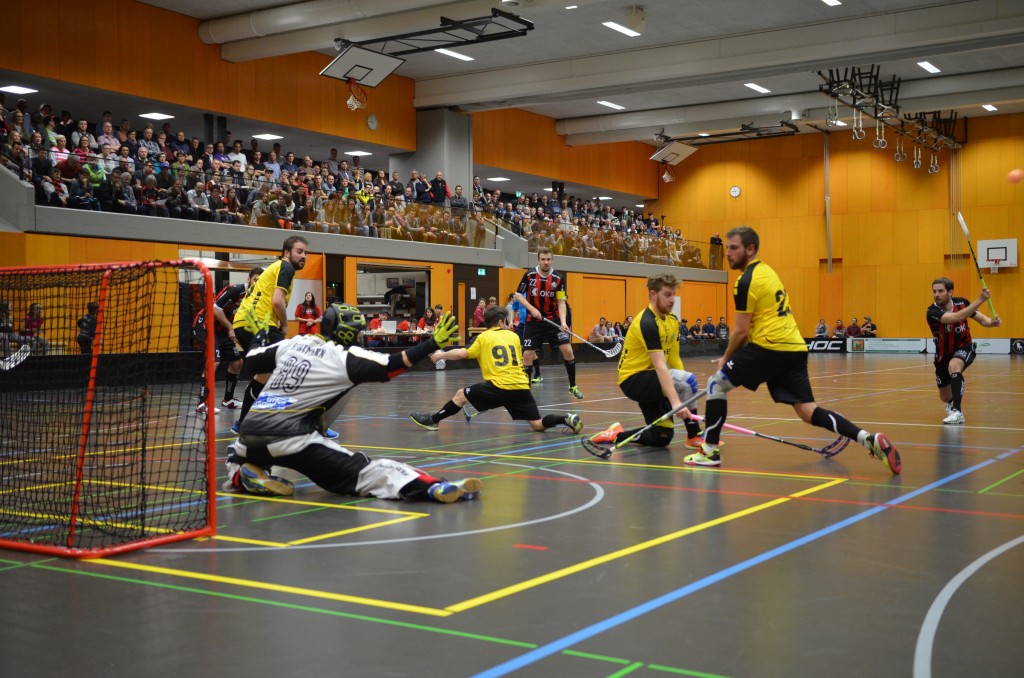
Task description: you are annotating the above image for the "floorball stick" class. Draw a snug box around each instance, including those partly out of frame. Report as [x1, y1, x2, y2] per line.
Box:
[956, 212, 999, 317]
[581, 389, 707, 459]
[688, 414, 849, 459]
[542, 318, 622, 358]
[0, 344, 31, 371]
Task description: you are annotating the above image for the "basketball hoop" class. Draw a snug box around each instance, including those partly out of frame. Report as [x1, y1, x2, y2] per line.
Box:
[346, 78, 368, 111]
[988, 259, 1001, 275]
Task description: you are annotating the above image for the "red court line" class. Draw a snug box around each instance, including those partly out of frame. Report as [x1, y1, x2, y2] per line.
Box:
[513, 544, 549, 551]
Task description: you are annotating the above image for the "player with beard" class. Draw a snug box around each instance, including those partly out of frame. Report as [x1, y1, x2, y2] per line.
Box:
[927, 277, 1000, 424]
[684, 226, 901, 474]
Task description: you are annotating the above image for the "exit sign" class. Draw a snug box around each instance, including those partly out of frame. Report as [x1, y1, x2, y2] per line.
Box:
[477, 268, 486, 276]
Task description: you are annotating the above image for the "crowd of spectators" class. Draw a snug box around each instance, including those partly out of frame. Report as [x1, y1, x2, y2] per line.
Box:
[0, 96, 722, 269]
[815, 317, 878, 339]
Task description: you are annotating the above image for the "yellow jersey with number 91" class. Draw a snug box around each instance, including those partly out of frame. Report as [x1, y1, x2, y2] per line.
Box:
[734, 259, 806, 352]
[466, 327, 530, 390]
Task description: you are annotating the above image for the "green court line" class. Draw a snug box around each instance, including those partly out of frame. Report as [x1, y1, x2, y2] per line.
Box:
[978, 468, 1024, 494]
[22, 560, 713, 674]
[252, 506, 330, 522]
[646, 663, 734, 677]
[561, 649, 632, 665]
[608, 661, 646, 677]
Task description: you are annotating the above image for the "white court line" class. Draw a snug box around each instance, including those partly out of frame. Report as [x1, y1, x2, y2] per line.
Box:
[913, 534, 1024, 678]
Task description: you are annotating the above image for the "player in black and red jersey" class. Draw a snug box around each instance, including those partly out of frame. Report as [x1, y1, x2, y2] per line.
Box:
[514, 247, 583, 399]
[193, 267, 262, 413]
[926, 277, 1000, 425]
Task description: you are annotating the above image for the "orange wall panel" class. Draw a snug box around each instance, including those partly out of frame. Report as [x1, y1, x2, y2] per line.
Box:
[471, 109, 658, 198]
[9, 0, 416, 152]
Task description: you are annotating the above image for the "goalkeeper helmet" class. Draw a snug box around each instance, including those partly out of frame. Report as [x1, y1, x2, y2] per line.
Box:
[321, 303, 366, 347]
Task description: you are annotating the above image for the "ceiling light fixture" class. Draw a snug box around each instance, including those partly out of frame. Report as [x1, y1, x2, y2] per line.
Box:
[597, 100, 625, 110]
[487, 177, 510, 182]
[139, 112, 174, 120]
[252, 134, 283, 140]
[435, 48, 474, 62]
[917, 61, 940, 74]
[744, 83, 771, 94]
[543, 188, 554, 192]
[602, 5, 645, 37]
[0, 85, 38, 95]
[565, 5, 578, 9]
[833, 119, 848, 127]
[821, 0, 842, 6]
[345, 151, 373, 156]
[698, 132, 710, 137]
[982, 104, 998, 112]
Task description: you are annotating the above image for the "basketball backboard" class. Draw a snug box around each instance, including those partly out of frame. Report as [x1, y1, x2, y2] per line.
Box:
[320, 44, 405, 88]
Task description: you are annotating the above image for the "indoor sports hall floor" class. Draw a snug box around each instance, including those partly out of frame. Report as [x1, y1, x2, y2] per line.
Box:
[2, 354, 1022, 678]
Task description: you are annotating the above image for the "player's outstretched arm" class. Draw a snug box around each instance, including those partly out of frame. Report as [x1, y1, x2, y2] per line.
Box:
[432, 348, 468, 363]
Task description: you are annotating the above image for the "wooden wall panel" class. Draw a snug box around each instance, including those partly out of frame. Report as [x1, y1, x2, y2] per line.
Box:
[8, 0, 416, 151]
[471, 109, 658, 198]
[648, 112, 1024, 336]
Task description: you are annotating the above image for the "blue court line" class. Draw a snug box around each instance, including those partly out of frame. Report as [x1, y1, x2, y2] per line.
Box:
[474, 448, 1021, 677]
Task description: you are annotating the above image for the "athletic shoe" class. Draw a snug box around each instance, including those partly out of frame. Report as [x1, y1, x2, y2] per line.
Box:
[222, 460, 241, 492]
[564, 413, 584, 434]
[428, 478, 483, 503]
[867, 433, 902, 475]
[230, 421, 241, 434]
[531, 376, 543, 384]
[943, 409, 965, 425]
[196, 402, 221, 414]
[590, 422, 624, 445]
[410, 412, 439, 431]
[238, 463, 294, 496]
[325, 428, 340, 439]
[221, 398, 243, 409]
[683, 443, 721, 467]
[569, 385, 584, 399]
[685, 436, 704, 449]
[944, 401, 953, 416]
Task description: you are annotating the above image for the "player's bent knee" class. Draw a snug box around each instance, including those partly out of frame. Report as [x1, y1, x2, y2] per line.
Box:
[706, 370, 734, 401]
[638, 425, 674, 447]
[670, 369, 699, 397]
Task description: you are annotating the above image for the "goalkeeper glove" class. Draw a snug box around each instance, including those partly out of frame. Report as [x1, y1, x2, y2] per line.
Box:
[433, 312, 459, 348]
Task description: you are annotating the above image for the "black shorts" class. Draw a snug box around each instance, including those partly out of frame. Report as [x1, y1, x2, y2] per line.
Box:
[720, 343, 815, 405]
[620, 371, 673, 426]
[934, 348, 976, 387]
[194, 328, 241, 362]
[464, 381, 540, 421]
[522, 319, 569, 352]
[235, 438, 370, 496]
[235, 325, 285, 355]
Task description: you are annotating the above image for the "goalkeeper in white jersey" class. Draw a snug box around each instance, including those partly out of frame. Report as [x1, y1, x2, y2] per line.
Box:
[224, 305, 482, 503]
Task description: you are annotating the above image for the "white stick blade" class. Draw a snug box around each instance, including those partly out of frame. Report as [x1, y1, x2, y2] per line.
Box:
[957, 211, 970, 239]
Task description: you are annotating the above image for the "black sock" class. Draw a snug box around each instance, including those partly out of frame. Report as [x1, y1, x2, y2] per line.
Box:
[524, 365, 532, 380]
[684, 405, 702, 438]
[431, 400, 462, 424]
[223, 373, 239, 401]
[703, 399, 727, 445]
[810, 407, 864, 440]
[199, 383, 208, 400]
[950, 373, 964, 412]
[564, 359, 576, 387]
[541, 414, 564, 429]
[238, 379, 265, 422]
[533, 361, 541, 377]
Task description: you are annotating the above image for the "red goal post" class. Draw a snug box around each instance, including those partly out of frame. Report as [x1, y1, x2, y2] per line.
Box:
[0, 259, 216, 557]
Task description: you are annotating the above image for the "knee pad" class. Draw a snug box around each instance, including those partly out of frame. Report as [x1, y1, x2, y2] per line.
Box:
[706, 370, 735, 401]
[670, 369, 700, 399]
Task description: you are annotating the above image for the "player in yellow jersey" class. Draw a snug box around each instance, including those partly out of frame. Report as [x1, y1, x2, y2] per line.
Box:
[683, 226, 901, 474]
[589, 272, 705, 449]
[410, 306, 583, 433]
[231, 235, 309, 432]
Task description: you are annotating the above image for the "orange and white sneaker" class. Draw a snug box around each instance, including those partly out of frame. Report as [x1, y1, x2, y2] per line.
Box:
[685, 436, 703, 449]
[867, 433, 902, 475]
[590, 422, 624, 445]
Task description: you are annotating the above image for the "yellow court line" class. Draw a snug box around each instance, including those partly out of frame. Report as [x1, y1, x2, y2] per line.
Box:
[86, 557, 452, 617]
[287, 515, 424, 545]
[216, 492, 429, 516]
[212, 535, 290, 548]
[445, 477, 847, 613]
[356, 445, 841, 482]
